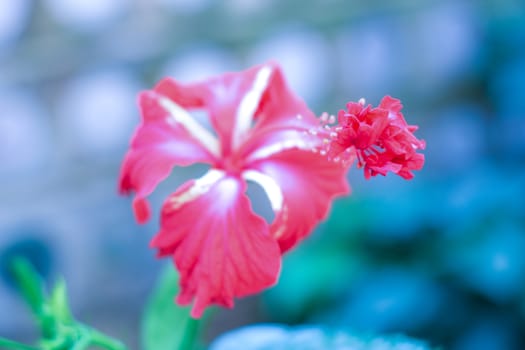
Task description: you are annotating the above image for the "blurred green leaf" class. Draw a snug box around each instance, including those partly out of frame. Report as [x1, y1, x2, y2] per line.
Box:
[49, 279, 73, 323]
[142, 264, 200, 350]
[264, 245, 363, 321]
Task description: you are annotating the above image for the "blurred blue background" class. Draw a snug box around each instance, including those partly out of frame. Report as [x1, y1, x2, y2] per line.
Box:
[1, 0, 524, 349]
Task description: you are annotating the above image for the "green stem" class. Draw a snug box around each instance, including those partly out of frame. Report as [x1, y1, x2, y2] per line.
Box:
[179, 318, 201, 350]
[90, 329, 128, 350]
[69, 335, 91, 350]
[0, 337, 39, 350]
[5, 258, 129, 350]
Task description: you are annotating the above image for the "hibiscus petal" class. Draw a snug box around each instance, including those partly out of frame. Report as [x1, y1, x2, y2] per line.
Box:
[248, 149, 349, 253]
[155, 64, 274, 156]
[240, 65, 320, 161]
[151, 170, 281, 318]
[251, 62, 317, 131]
[119, 91, 218, 223]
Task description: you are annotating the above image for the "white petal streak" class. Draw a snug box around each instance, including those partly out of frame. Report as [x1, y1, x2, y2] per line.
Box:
[158, 96, 220, 157]
[168, 169, 225, 210]
[242, 169, 283, 211]
[247, 135, 314, 162]
[232, 65, 272, 149]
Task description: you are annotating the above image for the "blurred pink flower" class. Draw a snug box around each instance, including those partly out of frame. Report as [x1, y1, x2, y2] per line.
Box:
[119, 63, 348, 317]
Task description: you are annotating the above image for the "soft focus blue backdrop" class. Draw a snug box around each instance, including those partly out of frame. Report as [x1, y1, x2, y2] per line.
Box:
[1, 0, 524, 349]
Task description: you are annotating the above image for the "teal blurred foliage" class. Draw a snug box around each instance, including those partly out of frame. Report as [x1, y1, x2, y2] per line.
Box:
[2, 0, 525, 349]
[260, 0, 525, 339]
[264, 165, 525, 348]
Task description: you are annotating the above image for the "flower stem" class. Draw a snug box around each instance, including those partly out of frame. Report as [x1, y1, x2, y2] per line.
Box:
[179, 318, 200, 350]
[0, 337, 39, 350]
[90, 329, 127, 350]
[6, 258, 128, 350]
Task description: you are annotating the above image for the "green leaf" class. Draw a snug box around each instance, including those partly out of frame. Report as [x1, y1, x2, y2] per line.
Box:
[49, 279, 73, 323]
[264, 246, 362, 321]
[142, 264, 201, 350]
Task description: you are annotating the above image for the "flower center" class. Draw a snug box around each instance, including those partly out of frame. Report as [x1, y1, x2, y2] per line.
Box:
[215, 153, 245, 175]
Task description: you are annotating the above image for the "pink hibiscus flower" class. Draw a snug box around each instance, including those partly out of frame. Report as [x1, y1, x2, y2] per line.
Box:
[320, 96, 425, 180]
[119, 63, 349, 318]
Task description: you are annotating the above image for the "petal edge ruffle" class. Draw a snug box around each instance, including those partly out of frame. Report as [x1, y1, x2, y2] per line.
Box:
[151, 172, 281, 318]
